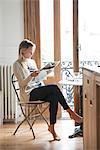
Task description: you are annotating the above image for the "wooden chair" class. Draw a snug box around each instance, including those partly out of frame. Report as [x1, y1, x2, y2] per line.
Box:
[11, 74, 49, 139]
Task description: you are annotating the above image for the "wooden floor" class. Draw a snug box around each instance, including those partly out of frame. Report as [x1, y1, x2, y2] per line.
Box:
[0, 119, 83, 150]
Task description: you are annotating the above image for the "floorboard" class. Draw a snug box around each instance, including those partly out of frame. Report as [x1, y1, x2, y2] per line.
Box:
[0, 119, 83, 150]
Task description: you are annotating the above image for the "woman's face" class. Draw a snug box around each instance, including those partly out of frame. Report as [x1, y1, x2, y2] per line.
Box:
[22, 46, 33, 59]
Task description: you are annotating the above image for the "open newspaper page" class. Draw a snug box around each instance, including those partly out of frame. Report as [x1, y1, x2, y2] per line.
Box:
[35, 61, 60, 81]
[40, 61, 60, 71]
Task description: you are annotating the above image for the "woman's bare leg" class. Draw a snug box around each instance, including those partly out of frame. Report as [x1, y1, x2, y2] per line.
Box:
[48, 124, 61, 141]
[66, 108, 83, 123]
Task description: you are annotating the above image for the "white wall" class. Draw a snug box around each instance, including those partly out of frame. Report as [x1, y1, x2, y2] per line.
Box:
[0, 0, 24, 65]
[0, 0, 24, 123]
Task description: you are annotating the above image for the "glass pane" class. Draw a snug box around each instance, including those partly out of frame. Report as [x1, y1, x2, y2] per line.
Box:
[40, 0, 54, 68]
[60, 0, 74, 118]
[60, 0, 73, 62]
[79, 0, 100, 61]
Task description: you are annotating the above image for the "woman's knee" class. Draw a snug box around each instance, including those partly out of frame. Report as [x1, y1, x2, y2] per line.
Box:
[50, 84, 59, 90]
[53, 84, 60, 92]
[46, 84, 61, 94]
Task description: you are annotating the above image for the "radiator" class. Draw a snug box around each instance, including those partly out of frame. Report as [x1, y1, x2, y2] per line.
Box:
[0, 65, 17, 123]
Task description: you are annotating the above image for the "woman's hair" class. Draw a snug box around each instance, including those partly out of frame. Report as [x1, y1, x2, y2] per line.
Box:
[18, 39, 36, 58]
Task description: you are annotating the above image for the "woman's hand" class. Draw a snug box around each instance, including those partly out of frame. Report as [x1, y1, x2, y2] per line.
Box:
[46, 69, 52, 74]
[30, 70, 40, 77]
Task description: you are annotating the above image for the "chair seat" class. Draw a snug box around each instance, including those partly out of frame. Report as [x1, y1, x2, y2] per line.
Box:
[19, 100, 47, 105]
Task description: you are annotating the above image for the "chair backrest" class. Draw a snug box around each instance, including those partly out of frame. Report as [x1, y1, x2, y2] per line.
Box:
[11, 74, 20, 102]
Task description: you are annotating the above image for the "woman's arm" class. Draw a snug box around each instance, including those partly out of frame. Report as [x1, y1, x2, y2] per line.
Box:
[13, 61, 38, 87]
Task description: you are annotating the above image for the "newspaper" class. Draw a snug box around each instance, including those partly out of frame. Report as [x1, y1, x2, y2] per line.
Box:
[35, 61, 60, 81]
[40, 61, 60, 71]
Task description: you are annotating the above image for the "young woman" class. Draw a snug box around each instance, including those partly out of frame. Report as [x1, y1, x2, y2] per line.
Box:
[13, 39, 83, 141]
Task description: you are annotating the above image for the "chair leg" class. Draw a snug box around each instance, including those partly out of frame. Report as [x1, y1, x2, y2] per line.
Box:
[13, 107, 37, 139]
[26, 118, 35, 139]
[31, 118, 36, 127]
[13, 103, 49, 139]
[13, 118, 26, 135]
[35, 105, 49, 126]
[13, 117, 35, 139]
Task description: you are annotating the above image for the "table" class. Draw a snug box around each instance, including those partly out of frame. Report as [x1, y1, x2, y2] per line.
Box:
[59, 78, 82, 86]
[59, 78, 83, 138]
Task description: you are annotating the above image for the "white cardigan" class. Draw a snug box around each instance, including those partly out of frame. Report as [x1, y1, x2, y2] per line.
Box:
[13, 58, 46, 102]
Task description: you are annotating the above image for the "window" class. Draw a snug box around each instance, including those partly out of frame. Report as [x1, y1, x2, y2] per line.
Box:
[40, 0, 54, 67]
[79, 0, 100, 61]
[60, 0, 73, 62]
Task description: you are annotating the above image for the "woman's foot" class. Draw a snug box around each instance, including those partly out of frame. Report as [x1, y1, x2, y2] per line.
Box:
[67, 108, 83, 124]
[70, 113, 83, 124]
[48, 125, 61, 141]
